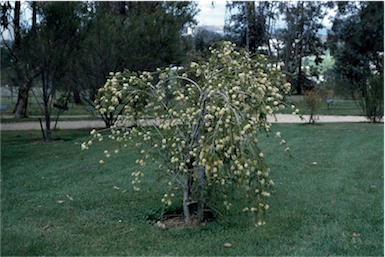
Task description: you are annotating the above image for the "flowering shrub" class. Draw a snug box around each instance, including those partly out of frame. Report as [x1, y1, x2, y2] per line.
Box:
[82, 41, 295, 226]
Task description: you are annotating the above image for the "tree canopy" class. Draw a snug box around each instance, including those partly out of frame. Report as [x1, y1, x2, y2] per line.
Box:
[328, 1, 384, 91]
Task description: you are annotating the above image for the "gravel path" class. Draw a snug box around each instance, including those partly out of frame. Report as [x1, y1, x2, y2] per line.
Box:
[0, 114, 371, 131]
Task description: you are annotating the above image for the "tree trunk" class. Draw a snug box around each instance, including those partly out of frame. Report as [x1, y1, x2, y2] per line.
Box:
[72, 89, 82, 104]
[14, 1, 21, 49]
[297, 57, 303, 95]
[296, 2, 305, 95]
[13, 66, 41, 118]
[13, 85, 30, 118]
[44, 107, 52, 141]
[182, 93, 209, 225]
[41, 66, 52, 142]
[196, 168, 206, 223]
[32, 2, 37, 32]
[182, 176, 192, 224]
[246, 1, 257, 53]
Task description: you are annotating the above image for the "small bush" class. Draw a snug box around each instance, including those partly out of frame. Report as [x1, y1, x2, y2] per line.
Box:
[303, 88, 325, 123]
[357, 73, 384, 123]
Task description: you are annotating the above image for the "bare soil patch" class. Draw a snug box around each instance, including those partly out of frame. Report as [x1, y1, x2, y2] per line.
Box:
[150, 208, 215, 229]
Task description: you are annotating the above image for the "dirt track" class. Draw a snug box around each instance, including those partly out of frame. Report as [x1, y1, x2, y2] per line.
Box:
[0, 114, 371, 131]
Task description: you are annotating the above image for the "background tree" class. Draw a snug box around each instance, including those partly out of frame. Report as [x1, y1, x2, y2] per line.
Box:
[193, 27, 224, 56]
[224, 1, 277, 57]
[1, 1, 41, 118]
[276, 1, 327, 95]
[71, 1, 198, 126]
[224, 1, 328, 95]
[34, 2, 84, 141]
[1, 1, 197, 124]
[328, 1, 384, 93]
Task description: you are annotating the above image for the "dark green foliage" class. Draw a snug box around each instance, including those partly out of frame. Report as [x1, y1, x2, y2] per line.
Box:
[74, 1, 198, 103]
[193, 27, 224, 57]
[0, 1, 198, 119]
[328, 1, 384, 122]
[328, 2, 384, 93]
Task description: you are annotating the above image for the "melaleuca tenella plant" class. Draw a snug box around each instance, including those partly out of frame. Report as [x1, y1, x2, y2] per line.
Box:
[82, 41, 296, 226]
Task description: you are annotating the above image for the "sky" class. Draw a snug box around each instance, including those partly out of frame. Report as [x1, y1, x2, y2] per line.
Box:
[195, 1, 227, 32]
[194, 1, 335, 34]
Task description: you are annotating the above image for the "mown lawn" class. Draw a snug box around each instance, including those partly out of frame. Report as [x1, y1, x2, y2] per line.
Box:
[280, 96, 364, 116]
[1, 123, 383, 256]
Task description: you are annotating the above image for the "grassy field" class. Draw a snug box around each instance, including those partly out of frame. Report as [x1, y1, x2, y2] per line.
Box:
[0, 95, 98, 118]
[1, 123, 383, 256]
[281, 95, 364, 116]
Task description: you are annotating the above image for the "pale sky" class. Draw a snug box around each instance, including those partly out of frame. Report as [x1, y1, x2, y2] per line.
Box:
[195, 1, 227, 30]
[195, 1, 335, 34]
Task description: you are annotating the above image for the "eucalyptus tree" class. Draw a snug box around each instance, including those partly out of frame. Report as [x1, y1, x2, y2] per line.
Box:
[276, 1, 327, 94]
[224, 1, 278, 57]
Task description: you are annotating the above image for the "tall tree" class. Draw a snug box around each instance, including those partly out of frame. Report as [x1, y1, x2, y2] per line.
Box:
[225, 1, 276, 56]
[35, 2, 84, 141]
[276, 1, 327, 94]
[225, 1, 327, 94]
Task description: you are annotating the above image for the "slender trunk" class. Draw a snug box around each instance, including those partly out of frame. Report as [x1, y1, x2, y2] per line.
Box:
[296, 2, 305, 95]
[14, 1, 21, 49]
[297, 56, 303, 95]
[44, 109, 52, 141]
[32, 2, 37, 32]
[196, 168, 206, 222]
[41, 68, 52, 142]
[72, 89, 82, 104]
[183, 176, 192, 224]
[246, 1, 256, 53]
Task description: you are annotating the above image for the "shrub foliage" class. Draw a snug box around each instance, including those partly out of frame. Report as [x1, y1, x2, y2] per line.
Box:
[82, 42, 294, 226]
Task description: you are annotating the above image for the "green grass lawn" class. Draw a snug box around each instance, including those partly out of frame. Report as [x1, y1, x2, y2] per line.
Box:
[0, 95, 98, 120]
[280, 96, 365, 116]
[1, 123, 383, 256]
